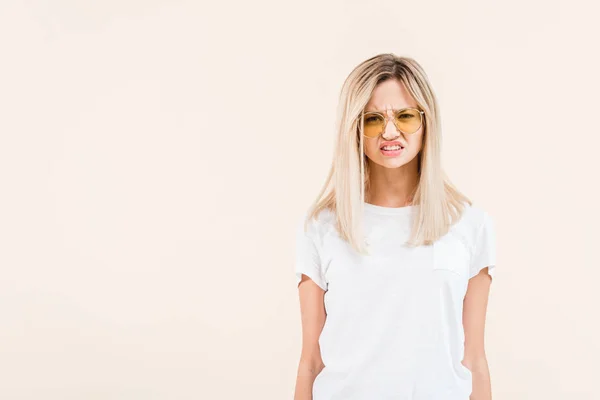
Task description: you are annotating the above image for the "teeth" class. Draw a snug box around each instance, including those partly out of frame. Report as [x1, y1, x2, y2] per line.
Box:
[382, 145, 402, 150]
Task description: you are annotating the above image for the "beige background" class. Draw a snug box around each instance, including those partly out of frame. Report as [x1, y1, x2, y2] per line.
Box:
[1, 1, 599, 399]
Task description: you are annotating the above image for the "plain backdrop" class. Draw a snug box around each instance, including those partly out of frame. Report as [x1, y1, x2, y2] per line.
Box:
[1, 1, 599, 399]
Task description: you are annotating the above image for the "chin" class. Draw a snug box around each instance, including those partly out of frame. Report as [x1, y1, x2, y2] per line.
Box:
[367, 157, 407, 169]
[382, 159, 408, 168]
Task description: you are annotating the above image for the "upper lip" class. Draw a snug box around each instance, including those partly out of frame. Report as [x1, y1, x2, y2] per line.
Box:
[380, 141, 405, 149]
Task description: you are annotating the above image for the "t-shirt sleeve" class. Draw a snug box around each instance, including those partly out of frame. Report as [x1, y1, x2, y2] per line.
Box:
[469, 211, 497, 280]
[294, 214, 328, 291]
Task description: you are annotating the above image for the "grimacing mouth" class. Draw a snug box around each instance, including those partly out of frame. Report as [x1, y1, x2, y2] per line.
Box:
[379, 142, 405, 150]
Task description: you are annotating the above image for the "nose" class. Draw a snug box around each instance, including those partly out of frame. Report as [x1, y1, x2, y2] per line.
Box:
[381, 114, 401, 140]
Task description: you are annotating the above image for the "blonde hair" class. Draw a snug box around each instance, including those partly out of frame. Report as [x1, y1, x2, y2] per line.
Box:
[305, 53, 472, 255]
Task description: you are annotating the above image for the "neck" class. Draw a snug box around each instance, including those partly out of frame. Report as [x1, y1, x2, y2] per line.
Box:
[365, 157, 419, 207]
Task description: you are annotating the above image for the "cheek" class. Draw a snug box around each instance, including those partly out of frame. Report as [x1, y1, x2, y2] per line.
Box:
[363, 140, 380, 160]
[406, 133, 423, 153]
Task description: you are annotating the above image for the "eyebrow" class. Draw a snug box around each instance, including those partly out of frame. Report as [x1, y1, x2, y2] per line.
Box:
[364, 107, 418, 113]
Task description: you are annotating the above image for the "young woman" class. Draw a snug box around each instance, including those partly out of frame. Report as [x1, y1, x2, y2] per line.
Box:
[293, 54, 497, 400]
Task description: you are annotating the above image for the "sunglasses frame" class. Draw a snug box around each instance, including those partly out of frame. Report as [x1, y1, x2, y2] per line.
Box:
[360, 107, 425, 138]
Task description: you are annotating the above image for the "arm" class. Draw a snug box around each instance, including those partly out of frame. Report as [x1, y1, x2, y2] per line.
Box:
[463, 267, 493, 400]
[294, 275, 327, 400]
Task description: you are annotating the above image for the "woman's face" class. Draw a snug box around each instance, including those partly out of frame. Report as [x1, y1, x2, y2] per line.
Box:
[362, 79, 424, 169]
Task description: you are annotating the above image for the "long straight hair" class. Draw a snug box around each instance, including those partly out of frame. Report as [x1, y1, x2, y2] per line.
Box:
[305, 53, 471, 255]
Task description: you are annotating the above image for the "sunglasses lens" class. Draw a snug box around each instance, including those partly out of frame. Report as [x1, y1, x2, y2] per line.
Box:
[363, 114, 385, 138]
[395, 109, 422, 134]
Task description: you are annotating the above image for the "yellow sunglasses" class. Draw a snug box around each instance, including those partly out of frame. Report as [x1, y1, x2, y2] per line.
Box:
[360, 108, 425, 138]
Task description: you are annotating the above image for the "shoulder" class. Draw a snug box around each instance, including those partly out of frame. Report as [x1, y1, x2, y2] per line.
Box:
[459, 201, 493, 231]
[457, 202, 496, 257]
[459, 202, 497, 277]
[296, 207, 337, 242]
[453, 201, 495, 249]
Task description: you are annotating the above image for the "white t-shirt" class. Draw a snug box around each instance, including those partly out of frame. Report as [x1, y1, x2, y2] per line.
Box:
[294, 201, 496, 400]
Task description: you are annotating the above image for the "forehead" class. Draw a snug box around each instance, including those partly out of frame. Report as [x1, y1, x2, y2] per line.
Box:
[365, 79, 417, 112]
